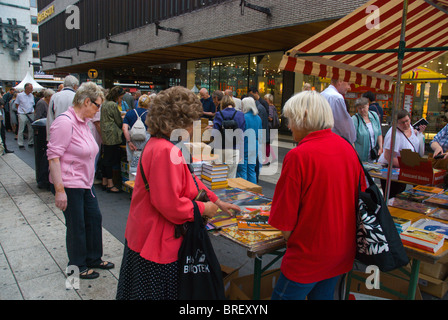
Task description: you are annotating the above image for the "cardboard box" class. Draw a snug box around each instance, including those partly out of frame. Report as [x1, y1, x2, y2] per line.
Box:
[419, 261, 448, 280]
[227, 178, 262, 194]
[221, 265, 239, 299]
[398, 149, 446, 185]
[418, 273, 448, 298]
[228, 269, 280, 300]
[348, 271, 422, 300]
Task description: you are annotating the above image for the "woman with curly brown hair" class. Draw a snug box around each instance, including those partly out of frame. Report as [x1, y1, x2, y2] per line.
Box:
[116, 86, 240, 300]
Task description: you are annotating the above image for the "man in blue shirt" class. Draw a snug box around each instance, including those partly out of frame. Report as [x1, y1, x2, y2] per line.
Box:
[199, 88, 215, 120]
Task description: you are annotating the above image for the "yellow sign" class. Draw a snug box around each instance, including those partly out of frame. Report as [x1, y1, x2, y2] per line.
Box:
[88, 69, 98, 79]
[38, 5, 55, 24]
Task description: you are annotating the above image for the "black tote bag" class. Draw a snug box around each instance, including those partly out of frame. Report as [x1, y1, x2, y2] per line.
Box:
[355, 164, 410, 272]
[178, 200, 226, 300]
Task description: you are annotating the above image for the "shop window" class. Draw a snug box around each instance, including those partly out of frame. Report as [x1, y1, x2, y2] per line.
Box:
[31, 16, 38, 25]
[32, 49, 40, 59]
[32, 33, 39, 42]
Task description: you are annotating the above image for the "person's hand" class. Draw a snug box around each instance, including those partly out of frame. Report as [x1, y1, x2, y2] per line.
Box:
[202, 201, 219, 218]
[433, 145, 444, 158]
[55, 191, 67, 211]
[215, 199, 241, 215]
[378, 146, 384, 157]
[416, 124, 427, 133]
[128, 141, 137, 151]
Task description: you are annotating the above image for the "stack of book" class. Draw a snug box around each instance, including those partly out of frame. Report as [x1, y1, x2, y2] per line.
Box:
[201, 163, 229, 189]
[392, 216, 411, 234]
[191, 161, 204, 181]
[400, 227, 445, 253]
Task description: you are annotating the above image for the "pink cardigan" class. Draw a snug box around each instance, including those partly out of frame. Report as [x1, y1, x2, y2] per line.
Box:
[47, 107, 99, 189]
[125, 137, 218, 264]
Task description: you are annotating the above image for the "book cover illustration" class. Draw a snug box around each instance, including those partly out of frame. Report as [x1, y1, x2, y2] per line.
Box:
[423, 193, 448, 209]
[412, 218, 448, 240]
[400, 226, 445, 253]
[207, 209, 237, 229]
[395, 189, 433, 203]
[429, 209, 448, 222]
[236, 206, 278, 231]
[214, 188, 255, 203]
[412, 185, 444, 194]
[392, 216, 411, 233]
[219, 225, 283, 249]
[230, 194, 272, 207]
[388, 198, 437, 215]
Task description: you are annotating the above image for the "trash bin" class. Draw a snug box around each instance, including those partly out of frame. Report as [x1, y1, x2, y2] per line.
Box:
[32, 118, 50, 189]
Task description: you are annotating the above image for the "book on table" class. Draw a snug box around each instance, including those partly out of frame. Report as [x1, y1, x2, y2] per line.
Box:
[388, 198, 437, 215]
[399, 227, 445, 253]
[236, 206, 278, 231]
[392, 216, 411, 233]
[429, 209, 448, 221]
[423, 193, 448, 209]
[412, 218, 448, 240]
[395, 189, 433, 203]
[412, 185, 444, 194]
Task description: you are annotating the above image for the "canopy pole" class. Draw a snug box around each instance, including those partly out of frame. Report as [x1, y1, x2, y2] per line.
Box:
[385, 0, 409, 202]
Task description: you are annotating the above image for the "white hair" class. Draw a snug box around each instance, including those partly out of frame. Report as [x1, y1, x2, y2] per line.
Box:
[283, 90, 334, 132]
[63, 75, 79, 89]
[242, 97, 258, 115]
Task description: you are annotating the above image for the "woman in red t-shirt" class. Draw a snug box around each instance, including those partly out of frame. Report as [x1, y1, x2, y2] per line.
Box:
[269, 90, 365, 300]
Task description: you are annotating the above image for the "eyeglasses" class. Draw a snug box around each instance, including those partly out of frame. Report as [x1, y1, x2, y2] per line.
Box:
[90, 99, 101, 109]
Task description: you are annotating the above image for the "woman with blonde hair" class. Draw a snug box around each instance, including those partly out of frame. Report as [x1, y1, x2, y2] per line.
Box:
[236, 97, 262, 183]
[122, 94, 152, 166]
[269, 90, 365, 300]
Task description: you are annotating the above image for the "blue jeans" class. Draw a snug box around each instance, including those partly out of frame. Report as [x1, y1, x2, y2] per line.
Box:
[271, 272, 340, 300]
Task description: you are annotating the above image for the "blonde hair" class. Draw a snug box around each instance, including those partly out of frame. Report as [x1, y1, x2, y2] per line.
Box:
[241, 97, 258, 115]
[146, 86, 202, 137]
[138, 94, 152, 109]
[283, 90, 334, 132]
[220, 95, 235, 110]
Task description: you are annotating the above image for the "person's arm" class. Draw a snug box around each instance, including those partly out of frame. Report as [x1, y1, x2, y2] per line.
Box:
[383, 148, 400, 168]
[49, 158, 67, 211]
[377, 134, 384, 157]
[431, 141, 444, 157]
[122, 123, 137, 151]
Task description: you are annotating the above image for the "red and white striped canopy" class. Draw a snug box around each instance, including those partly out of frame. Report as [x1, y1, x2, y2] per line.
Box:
[279, 0, 448, 91]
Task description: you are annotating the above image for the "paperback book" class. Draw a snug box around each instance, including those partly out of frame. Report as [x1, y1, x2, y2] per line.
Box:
[219, 225, 283, 250]
[388, 198, 437, 215]
[412, 218, 448, 240]
[400, 226, 445, 253]
[423, 193, 448, 209]
[395, 189, 433, 203]
[412, 185, 444, 194]
[429, 209, 448, 221]
[236, 206, 277, 231]
[392, 216, 411, 233]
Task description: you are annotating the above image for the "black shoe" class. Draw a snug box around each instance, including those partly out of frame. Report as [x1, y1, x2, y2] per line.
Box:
[79, 269, 100, 279]
[88, 261, 115, 270]
[19, 146, 25, 149]
[28, 144, 33, 148]
[4, 150, 14, 153]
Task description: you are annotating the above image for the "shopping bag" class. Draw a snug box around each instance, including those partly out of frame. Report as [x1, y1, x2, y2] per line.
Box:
[356, 166, 409, 272]
[178, 200, 226, 300]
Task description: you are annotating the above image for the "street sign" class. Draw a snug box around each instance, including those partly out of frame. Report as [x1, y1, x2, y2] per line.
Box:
[88, 69, 98, 79]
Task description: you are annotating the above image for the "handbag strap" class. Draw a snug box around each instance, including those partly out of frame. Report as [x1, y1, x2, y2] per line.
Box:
[397, 127, 416, 152]
[138, 136, 199, 193]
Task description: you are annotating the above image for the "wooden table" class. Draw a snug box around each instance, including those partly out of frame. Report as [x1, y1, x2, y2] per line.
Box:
[345, 206, 448, 300]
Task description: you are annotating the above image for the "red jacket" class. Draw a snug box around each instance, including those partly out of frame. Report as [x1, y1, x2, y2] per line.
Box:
[125, 138, 218, 264]
[269, 129, 366, 283]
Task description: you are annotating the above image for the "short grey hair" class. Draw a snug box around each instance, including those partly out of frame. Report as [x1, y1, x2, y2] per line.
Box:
[72, 82, 105, 106]
[242, 97, 258, 115]
[63, 75, 79, 89]
[43, 89, 55, 98]
[264, 93, 274, 104]
[355, 97, 369, 108]
[283, 90, 334, 132]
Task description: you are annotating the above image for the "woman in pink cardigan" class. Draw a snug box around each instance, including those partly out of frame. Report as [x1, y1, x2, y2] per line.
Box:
[116, 86, 240, 300]
[47, 82, 113, 280]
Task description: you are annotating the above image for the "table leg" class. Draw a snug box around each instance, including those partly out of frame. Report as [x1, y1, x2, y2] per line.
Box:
[253, 256, 262, 300]
[407, 258, 421, 300]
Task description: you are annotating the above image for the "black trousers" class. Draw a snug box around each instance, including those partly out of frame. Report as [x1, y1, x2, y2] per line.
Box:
[102, 144, 121, 179]
[52, 186, 103, 273]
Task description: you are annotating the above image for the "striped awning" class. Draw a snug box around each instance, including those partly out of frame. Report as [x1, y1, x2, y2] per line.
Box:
[279, 0, 448, 91]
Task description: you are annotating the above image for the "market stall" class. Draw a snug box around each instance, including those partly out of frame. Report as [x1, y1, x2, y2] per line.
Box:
[277, 0, 448, 299]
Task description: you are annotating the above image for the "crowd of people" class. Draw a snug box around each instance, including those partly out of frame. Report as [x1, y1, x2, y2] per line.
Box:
[2, 75, 448, 301]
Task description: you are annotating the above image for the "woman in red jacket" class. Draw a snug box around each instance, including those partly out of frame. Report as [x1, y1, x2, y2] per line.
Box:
[116, 86, 239, 300]
[269, 90, 365, 300]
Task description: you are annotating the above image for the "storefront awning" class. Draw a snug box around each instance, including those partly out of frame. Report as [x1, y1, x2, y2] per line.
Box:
[402, 66, 447, 83]
[279, 0, 448, 91]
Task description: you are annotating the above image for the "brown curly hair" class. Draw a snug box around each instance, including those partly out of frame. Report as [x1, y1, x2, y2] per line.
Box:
[146, 86, 203, 137]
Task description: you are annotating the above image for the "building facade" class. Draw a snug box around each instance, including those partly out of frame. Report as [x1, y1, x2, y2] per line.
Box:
[0, 0, 40, 89]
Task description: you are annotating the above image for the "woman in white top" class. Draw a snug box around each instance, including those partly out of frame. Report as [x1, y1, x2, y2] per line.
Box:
[379, 109, 426, 197]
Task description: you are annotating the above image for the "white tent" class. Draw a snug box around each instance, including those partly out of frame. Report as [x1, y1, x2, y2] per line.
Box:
[14, 72, 45, 92]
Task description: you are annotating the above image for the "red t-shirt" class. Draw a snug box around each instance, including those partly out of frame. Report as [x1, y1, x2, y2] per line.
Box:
[268, 129, 366, 284]
[125, 138, 218, 264]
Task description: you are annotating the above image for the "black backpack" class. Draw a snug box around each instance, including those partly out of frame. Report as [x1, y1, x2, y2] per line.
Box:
[219, 110, 238, 149]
